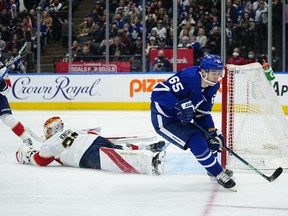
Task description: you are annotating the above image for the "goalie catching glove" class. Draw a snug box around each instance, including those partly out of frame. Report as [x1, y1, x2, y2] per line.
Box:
[208, 129, 224, 152]
[16, 144, 37, 164]
[174, 98, 194, 124]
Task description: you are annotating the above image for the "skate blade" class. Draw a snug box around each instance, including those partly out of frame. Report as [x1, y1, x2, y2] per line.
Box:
[227, 187, 237, 192]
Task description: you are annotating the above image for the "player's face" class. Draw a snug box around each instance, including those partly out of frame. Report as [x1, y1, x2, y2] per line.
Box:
[207, 70, 222, 83]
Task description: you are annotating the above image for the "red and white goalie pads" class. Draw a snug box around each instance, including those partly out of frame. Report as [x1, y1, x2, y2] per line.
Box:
[100, 147, 158, 175]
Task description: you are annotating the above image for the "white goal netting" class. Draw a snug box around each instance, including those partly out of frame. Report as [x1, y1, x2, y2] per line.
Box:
[223, 63, 288, 170]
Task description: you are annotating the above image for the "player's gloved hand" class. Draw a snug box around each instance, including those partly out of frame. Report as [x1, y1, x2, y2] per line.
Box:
[0, 79, 8, 92]
[173, 98, 194, 124]
[16, 144, 37, 164]
[209, 129, 224, 152]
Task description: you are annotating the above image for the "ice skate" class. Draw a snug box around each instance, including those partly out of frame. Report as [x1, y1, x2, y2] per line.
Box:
[216, 170, 236, 189]
[152, 151, 166, 175]
[207, 168, 233, 181]
[148, 141, 167, 152]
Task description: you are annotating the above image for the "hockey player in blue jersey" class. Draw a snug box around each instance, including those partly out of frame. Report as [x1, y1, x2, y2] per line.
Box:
[150, 54, 236, 189]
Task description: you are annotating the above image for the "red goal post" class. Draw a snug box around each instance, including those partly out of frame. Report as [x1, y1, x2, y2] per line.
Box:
[221, 63, 288, 170]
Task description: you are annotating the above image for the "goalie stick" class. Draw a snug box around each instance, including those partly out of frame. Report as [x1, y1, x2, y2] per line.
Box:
[191, 121, 283, 182]
[0, 42, 28, 81]
[25, 127, 156, 144]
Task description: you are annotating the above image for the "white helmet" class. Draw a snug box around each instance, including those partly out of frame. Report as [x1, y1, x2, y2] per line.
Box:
[43, 116, 64, 139]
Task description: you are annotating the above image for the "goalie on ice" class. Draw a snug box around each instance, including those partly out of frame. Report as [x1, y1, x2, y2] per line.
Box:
[16, 116, 166, 175]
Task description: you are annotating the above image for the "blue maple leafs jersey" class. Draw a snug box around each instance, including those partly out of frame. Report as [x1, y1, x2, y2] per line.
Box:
[151, 66, 220, 130]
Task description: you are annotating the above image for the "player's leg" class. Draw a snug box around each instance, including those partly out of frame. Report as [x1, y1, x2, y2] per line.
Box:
[151, 113, 235, 188]
[99, 147, 165, 175]
[0, 95, 32, 145]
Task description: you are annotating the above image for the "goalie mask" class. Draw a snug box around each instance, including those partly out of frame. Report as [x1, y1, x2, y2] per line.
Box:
[43, 116, 64, 139]
[200, 55, 224, 86]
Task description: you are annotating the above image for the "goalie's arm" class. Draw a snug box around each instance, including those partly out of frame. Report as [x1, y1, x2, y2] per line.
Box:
[16, 144, 56, 166]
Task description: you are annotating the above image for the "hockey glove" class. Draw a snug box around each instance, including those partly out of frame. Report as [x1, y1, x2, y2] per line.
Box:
[174, 98, 194, 124]
[16, 144, 37, 164]
[0, 80, 8, 92]
[209, 129, 224, 152]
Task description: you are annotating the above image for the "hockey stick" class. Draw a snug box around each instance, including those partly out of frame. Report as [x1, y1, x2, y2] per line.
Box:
[191, 121, 283, 182]
[0, 42, 28, 80]
[110, 136, 156, 144]
[25, 126, 157, 144]
[25, 127, 45, 142]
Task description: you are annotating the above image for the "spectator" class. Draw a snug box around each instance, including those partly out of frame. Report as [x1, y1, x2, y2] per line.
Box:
[20, 16, 32, 33]
[0, 32, 7, 56]
[108, 36, 129, 57]
[118, 28, 131, 50]
[38, 0, 50, 11]
[42, 10, 53, 41]
[178, 22, 195, 43]
[194, 19, 207, 38]
[0, 0, 8, 12]
[227, 47, 246, 65]
[246, 3, 255, 19]
[179, 14, 196, 27]
[60, 18, 77, 48]
[226, 0, 238, 23]
[151, 20, 167, 41]
[156, 7, 169, 26]
[128, 16, 143, 44]
[146, 13, 157, 37]
[130, 37, 142, 56]
[78, 15, 96, 44]
[178, 36, 192, 48]
[244, 50, 257, 64]
[226, 18, 236, 55]
[1, 25, 11, 45]
[109, 21, 119, 38]
[38, 16, 48, 52]
[206, 26, 221, 55]
[239, 11, 255, 50]
[253, 0, 268, 11]
[190, 35, 202, 65]
[127, 2, 140, 24]
[254, 0, 268, 52]
[156, 37, 170, 49]
[112, 12, 125, 29]
[49, 0, 62, 12]
[24, 30, 33, 72]
[150, 29, 158, 41]
[88, 21, 104, 45]
[271, 46, 281, 72]
[86, 6, 101, 24]
[0, 8, 10, 27]
[5, 33, 21, 54]
[146, 36, 157, 55]
[196, 28, 207, 49]
[73, 44, 95, 62]
[150, 49, 171, 72]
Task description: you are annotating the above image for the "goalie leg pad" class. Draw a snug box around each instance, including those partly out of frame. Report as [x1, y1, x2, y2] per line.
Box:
[100, 147, 156, 175]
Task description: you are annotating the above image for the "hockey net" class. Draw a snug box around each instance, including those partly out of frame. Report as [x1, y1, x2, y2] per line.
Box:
[221, 62, 288, 170]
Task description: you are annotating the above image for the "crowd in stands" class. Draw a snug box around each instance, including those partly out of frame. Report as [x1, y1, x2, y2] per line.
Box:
[69, 0, 283, 72]
[0, 0, 77, 72]
[0, 0, 285, 73]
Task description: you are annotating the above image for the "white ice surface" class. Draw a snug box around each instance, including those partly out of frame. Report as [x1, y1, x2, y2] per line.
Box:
[0, 110, 287, 216]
